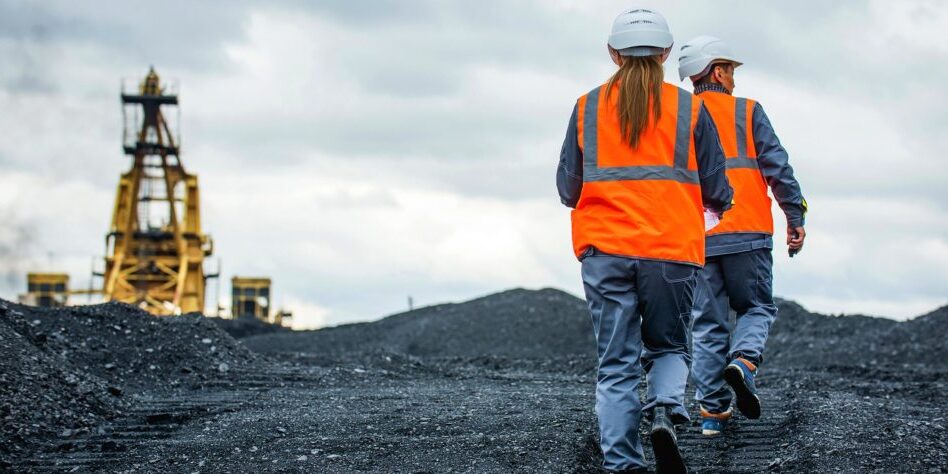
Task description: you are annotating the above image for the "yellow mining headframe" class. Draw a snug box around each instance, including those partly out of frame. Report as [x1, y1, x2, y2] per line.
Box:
[102, 67, 214, 315]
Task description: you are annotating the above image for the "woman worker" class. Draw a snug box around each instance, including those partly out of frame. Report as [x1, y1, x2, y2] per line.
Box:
[556, 8, 733, 473]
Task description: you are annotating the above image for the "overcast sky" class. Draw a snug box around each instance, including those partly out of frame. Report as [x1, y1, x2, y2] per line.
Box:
[1, 0, 945, 328]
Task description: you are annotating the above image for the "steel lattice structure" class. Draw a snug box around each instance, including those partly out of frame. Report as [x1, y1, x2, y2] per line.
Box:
[102, 68, 214, 315]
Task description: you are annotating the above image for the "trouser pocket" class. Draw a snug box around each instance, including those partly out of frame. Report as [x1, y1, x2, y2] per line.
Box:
[657, 262, 697, 346]
[662, 263, 697, 315]
[662, 262, 696, 283]
[751, 249, 774, 304]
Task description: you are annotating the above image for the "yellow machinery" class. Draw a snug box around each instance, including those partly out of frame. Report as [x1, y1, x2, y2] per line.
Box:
[102, 67, 214, 315]
[15, 68, 304, 321]
[19, 273, 70, 307]
[231, 277, 294, 326]
[231, 277, 271, 320]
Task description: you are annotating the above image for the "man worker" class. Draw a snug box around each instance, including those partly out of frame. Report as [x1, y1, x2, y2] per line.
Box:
[558, 9, 733, 472]
[677, 36, 807, 436]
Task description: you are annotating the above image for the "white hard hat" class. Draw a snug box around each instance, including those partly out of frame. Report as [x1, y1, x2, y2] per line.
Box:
[608, 8, 673, 57]
[677, 35, 743, 81]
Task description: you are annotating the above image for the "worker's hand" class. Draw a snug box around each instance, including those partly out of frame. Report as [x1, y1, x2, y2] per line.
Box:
[787, 226, 805, 257]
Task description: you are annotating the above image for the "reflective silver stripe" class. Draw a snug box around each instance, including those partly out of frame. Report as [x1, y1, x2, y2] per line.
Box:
[582, 85, 697, 184]
[674, 88, 692, 170]
[735, 97, 747, 158]
[582, 86, 600, 177]
[725, 156, 759, 169]
[585, 165, 699, 183]
[727, 98, 760, 170]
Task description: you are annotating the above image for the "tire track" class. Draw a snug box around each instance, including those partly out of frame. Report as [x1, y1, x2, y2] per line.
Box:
[12, 367, 329, 472]
[572, 382, 800, 473]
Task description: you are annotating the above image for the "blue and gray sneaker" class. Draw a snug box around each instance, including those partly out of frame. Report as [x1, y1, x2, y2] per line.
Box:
[723, 358, 761, 419]
[699, 407, 732, 436]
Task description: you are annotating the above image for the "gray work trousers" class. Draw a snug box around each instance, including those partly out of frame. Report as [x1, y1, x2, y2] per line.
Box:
[581, 248, 697, 471]
[691, 248, 777, 413]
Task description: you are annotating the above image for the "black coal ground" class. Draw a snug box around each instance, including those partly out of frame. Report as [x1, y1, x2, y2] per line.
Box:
[2, 289, 947, 473]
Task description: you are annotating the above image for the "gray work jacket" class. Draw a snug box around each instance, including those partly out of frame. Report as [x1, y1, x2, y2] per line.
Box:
[697, 90, 807, 257]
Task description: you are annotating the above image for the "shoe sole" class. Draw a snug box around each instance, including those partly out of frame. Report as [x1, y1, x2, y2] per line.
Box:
[724, 365, 761, 420]
[701, 428, 722, 436]
[650, 425, 687, 474]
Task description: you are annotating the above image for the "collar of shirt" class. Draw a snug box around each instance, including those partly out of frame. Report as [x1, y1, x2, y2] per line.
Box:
[694, 82, 730, 95]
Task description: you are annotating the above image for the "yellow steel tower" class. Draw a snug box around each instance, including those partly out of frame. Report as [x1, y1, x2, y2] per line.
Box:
[102, 67, 214, 315]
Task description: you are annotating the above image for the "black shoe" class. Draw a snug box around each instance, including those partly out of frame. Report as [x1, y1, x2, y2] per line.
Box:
[649, 407, 687, 474]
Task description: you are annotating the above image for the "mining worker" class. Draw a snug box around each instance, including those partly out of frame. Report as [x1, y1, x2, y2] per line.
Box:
[557, 9, 733, 473]
[677, 36, 807, 436]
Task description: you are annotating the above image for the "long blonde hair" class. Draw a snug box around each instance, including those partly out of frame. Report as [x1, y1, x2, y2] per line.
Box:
[606, 54, 663, 149]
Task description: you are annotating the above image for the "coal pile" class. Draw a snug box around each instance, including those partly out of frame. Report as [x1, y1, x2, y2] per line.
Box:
[245, 288, 947, 370]
[878, 305, 948, 366]
[766, 300, 948, 368]
[0, 301, 122, 459]
[244, 288, 594, 358]
[1, 300, 258, 391]
[0, 297, 259, 462]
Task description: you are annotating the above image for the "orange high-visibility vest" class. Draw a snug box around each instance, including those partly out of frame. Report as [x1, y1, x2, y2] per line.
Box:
[572, 82, 705, 266]
[699, 91, 773, 236]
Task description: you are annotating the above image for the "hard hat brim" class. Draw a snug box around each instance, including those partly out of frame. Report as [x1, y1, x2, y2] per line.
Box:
[616, 46, 668, 57]
[679, 57, 743, 82]
[608, 30, 674, 51]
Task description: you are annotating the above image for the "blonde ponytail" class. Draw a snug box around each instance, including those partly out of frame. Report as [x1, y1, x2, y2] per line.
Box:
[606, 55, 664, 148]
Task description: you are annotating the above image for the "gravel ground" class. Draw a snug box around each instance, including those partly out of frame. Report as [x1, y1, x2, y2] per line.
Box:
[2, 289, 947, 473]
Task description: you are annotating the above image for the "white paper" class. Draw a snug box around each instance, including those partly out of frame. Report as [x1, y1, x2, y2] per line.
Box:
[704, 209, 721, 231]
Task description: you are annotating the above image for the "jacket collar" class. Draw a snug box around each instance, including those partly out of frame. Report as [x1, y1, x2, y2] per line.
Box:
[694, 82, 730, 95]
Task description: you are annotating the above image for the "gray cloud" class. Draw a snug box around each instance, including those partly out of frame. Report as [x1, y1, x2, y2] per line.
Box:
[0, 205, 37, 292]
[0, 0, 251, 72]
